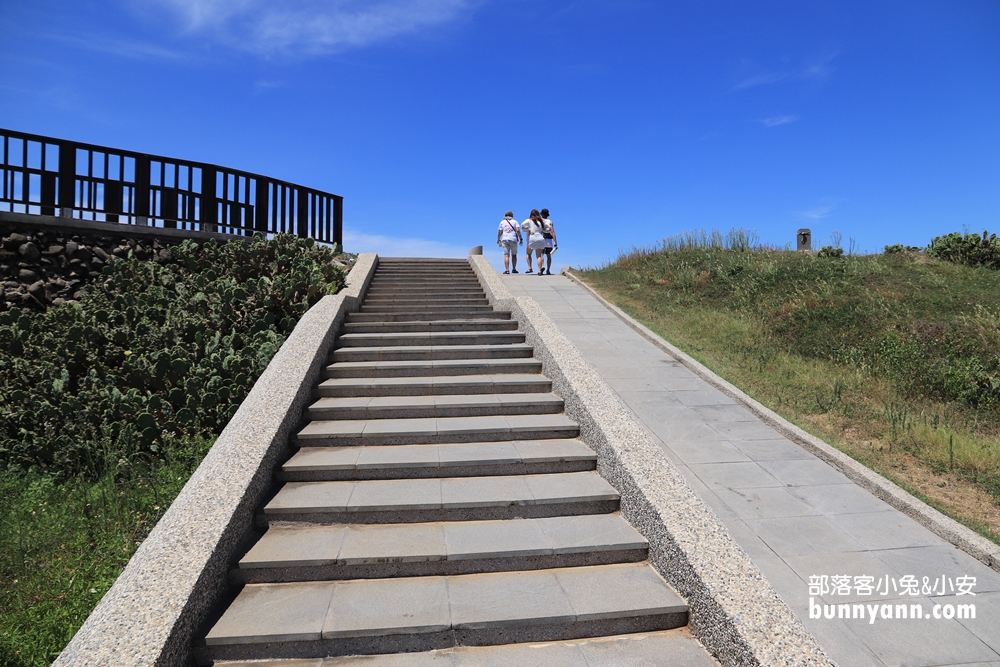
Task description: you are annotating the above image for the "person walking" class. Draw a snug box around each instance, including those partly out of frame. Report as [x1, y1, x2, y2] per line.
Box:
[496, 210, 522, 274]
[540, 208, 558, 275]
[521, 212, 537, 273]
[523, 209, 548, 275]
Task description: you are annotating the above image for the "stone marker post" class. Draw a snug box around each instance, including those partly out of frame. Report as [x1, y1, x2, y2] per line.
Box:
[797, 228, 811, 251]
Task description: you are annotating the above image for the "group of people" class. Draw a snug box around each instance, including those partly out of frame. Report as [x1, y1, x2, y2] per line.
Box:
[496, 208, 559, 275]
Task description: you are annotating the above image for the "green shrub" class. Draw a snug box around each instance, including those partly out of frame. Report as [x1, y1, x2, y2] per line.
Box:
[817, 245, 844, 258]
[927, 230, 1000, 269]
[0, 234, 346, 479]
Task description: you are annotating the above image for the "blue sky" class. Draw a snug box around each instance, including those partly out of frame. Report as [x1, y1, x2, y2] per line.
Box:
[1, 1, 998, 271]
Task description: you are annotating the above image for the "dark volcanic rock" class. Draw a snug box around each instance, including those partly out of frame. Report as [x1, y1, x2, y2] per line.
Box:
[18, 242, 41, 261]
[93, 246, 110, 261]
[65, 241, 79, 256]
[18, 268, 38, 282]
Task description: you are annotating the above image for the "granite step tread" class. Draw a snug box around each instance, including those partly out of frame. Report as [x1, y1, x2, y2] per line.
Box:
[203, 563, 687, 657]
[341, 320, 519, 334]
[264, 471, 617, 516]
[336, 331, 525, 347]
[282, 439, 595, 477]
[306, 393, 564, 420]
[296, 413, 579, 444]
[208, 629, 716, 667]
[324, 358, 542, 379]
[346, 311, 512, 322]
[331, 344, 534, 362]
[239, 514, 645, 575]
[316, 374, 551, 396]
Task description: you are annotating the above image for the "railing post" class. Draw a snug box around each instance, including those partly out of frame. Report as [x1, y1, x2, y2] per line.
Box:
[296, 189, 308, 238]
[333, 196, 343, 251]
[201, 167, 217, 233]
[57, 141, 76, 217]
[255, 178, 269, 235]
[134, 155, 150, 226]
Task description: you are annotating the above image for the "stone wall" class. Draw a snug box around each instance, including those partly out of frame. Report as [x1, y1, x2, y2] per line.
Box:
[0, 223, 177, 312]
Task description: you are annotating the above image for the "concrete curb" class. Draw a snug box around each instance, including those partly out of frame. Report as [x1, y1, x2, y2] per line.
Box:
[561, 268, 1000, 575]
[53, 254, 379, 667]
[469, 255, 833, 667]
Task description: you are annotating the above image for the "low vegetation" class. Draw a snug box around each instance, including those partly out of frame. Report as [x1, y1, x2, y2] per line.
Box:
[576, 229, 1000, 544]
[0, 234, 349, 666]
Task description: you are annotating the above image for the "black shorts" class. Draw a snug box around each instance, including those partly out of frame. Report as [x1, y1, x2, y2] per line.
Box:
[543, 247, 552, 255]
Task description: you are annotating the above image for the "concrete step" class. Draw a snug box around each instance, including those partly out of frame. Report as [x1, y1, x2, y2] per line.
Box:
[316, 374, 551, 397]
[236, 514, 646, 583]
[262, 471, 615, 524]
[296, 413, 579, 446]
[207, 629, 718, 667]
[306, 393, 564, 421]
[346, 311, 511, 323]
[365, 284, 485, 292]
[363, 294, 488, 302]
[279, 439, 596, 481]
[336, 331, 525, 348]
[360, 302, 491, 312]
[341, 320, 519, 334]
[360, 305, 496, 314]
[331, 344, 534, 363]
[366, 279, 482, 288]
[201, 563, 687, 661]
[324, 358, 543, 379]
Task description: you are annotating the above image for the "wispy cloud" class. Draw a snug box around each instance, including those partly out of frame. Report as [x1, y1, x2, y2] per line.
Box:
[343, 230, 469, 258]
[49, 33, 185, 61]
[733, 53, 838, 91]
[145, 0, 475, 56]
[798, 203, 837, 220]
[759, 115, 798, 128]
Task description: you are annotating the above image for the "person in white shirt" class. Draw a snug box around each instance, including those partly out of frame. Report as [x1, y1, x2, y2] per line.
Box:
[496, 210, 522, 274]
[523, 209, 548, 275]
[539, 208, 558, 275]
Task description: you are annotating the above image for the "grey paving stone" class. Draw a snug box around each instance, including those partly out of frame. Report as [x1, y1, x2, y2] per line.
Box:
[448, 641, 586, 666]
[362, 417, 440, 437]
[443, 518, 550, 560]
[688, 461, 783, 490]
[436, 442, 520, 466]
[613, 389, 685, 408]
[226, 660, 324, 667]
[205, 581, 335, 644]
[440, 474, 532, 508]
[323, 575, 450, 638]
[788, 483, 894, 516]
[952, 591, 1000, 654]
[338, 522, 447, 564]
[447, 569, 576, 629]
[555, 563, 686, 621]
[578, 630, 720, 667]
[851, 596, 1000, 667]
[673, 388, 737, 406]
[691, 404, 758, 421]
[713, 486, 822, 520]
[537, 514, 646, 554]
[284, 447, 362, 472]
[325, 651, 454, 666]
[662, 438, 751, 464]
[266, 481, 356, 514]
[782, 550, 908, 602]
[873, 545, 1000, 594]
[733, 437, 815, 461]
[826, 511, 949, 551]
[749, 515, 867, 557]
[760, 458, 854, 487]
[356, 444, 440, 469]
[347, 478, 443, 512]
[709, 420, 783, 441]
[648, 419, 724, 445]
[523, 472, 619, 504]
[298, 420, 365, 439]
[504, 414, 578, 432]
[437, 416, 510, 435]
[512, 439, 596, 462]
[241, 525, 348, 568]
[794, 619, 885, 667]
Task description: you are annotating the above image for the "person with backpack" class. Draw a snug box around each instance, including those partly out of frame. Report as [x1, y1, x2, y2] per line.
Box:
[540, 208, 558, 275]
[496, 210, 522, 274]
[523, 209, 548, 275]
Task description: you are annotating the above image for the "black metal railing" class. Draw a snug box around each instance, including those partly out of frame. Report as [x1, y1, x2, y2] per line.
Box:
[0, 128, 342, 247]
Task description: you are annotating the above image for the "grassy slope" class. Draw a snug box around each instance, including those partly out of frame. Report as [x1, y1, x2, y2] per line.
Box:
[0, 237, 352, 667]
[576, 247, 1000, 544]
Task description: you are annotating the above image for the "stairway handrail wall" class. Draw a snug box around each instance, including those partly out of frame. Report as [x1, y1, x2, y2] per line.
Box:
[52, 254, 378, 667]
[0, 128, 343, 247]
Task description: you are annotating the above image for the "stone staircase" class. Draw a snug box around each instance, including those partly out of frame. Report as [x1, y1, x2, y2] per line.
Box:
[199, 258, 717, 665]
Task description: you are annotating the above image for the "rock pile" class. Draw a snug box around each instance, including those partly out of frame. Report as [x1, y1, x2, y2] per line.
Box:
[0, 227, 175, 312]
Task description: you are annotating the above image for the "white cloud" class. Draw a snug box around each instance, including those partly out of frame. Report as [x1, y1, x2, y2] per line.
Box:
[799, 202, 837, 220]
[147, 0, 474, 55]
[760, 115, 798, 127]
[734, 53, 838, 91]
[343, 230, 470, 258]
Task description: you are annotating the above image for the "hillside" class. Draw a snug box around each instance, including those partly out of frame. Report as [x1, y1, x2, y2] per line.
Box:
[576, 233, 1000, 544]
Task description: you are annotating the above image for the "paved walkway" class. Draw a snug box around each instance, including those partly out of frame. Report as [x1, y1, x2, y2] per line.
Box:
[505, 273, 1000, 667]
